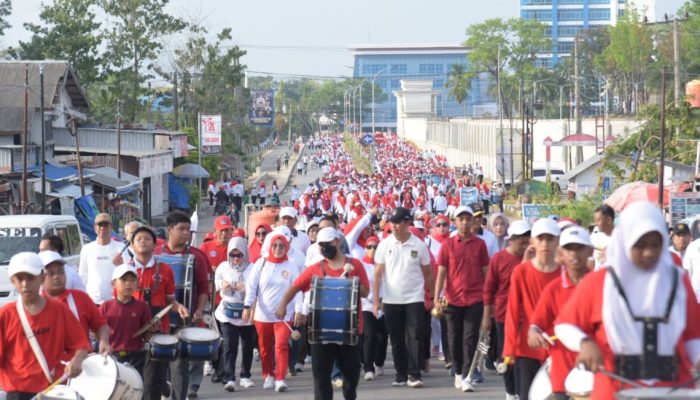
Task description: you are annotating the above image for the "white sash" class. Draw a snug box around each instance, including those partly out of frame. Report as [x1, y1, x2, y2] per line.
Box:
[66, 293, 79, 321]
[16, 299, 53, 383]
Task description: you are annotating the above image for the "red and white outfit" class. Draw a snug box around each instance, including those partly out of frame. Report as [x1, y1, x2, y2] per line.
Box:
[555, 202, 700, 399]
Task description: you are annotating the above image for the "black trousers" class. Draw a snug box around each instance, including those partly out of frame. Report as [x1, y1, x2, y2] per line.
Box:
[362, 310, 388, 372]
[422, 309, 432, 362]
[221, 323, 256, 381]
[515, 357, 542, 400]
[233, 196, 242, 211]
[311, 343, 361, 400]
[496, 322, 516, 395]
[5, 393, 35, 400]
[383, 302, 425, 381]
[440, 317, 450, 363]
[445, 302, 483, 376]
[114, 350, 146, 375]
[144, 352, 169, 400]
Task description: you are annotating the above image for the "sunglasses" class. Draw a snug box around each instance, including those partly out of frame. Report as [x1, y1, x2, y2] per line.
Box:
[271, 243, 286, 250]
[436, 223, 449, 228]
[229, 253, 244, 258]
[366, 245, 378, 250]
[96, 221, 112, 227]
[256, 231, 268, 237]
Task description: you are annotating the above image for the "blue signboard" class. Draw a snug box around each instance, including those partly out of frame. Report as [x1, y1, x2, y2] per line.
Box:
[460, 187, 479, 206]
[522, 204, 556, 222]
[361, 134, 374, 146]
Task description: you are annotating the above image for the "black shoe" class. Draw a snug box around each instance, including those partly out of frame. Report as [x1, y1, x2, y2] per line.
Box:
[211, 374, 221, 383]
[162, 381, 171, 398]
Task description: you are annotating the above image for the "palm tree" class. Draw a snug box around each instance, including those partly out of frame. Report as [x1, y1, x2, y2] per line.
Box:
[446, 63, 473, 116]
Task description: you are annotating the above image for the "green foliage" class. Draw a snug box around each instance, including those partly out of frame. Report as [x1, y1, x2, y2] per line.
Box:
[342, 134, 371, 175]
[446, 64, 471, 109]
[0, 0, 10, 36]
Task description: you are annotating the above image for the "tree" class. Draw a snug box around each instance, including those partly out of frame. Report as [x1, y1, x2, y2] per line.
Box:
[12, 0, 102, 86]
[0, 0, 10, 36]
[100, 0, 187, 122]
[445, 63, 471, 115]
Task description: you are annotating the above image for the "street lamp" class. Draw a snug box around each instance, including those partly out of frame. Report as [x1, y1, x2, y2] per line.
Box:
[371, 68, 388, 134]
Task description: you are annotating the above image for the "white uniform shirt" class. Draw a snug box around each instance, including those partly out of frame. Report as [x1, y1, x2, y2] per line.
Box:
[79, 240, 123, 304]
[215, 261, 254, 326]
[374, 233, 431, 304]
[683, 238, 700, 300]
[244, 258, 302, 322]
[591, 229, 612, 270]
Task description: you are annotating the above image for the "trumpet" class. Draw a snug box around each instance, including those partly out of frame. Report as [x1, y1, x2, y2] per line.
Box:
[466, 329, 491, 382]
[430, 297, 448, 319]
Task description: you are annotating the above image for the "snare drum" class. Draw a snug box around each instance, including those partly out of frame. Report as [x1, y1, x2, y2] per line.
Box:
[177, 327, 221, 360]
[529, 357, 552, 400]
[223, 301, 244, 319]
[41, 385, 84, 400]
[616, 388, 700, 399]
[565, 368, 593, 400]
[69, 354, 144, 400]
[149, 334, 179, 361]
[308, 277, 359, 345]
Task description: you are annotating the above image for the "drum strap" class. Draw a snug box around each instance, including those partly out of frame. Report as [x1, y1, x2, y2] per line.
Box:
[66, 293, 79, 321]
[16, 299, 53, 384]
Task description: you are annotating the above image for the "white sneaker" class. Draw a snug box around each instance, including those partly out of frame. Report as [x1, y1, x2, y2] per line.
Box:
[274, 380, 288, 392]
[364, 371, 375, 381]
[254, 349, 260, 362]
[375, 365, 385, 376]
[304, 355, 312, 364]
[407, 378, 424, 388]
[240, 378, 255, 388]
[506, 394, 517, 400]
[263, 376, 275, 389]
[332, 377, 344, 388]
[454, 374, 463, 389]
[461, 378, 475, 392]
[224, 381, 236, 392]
[203, 361, 213, 376]
[294, 363, 305, 372]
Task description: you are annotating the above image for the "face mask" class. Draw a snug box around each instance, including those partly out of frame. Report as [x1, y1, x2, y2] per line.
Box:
[320, 244, 338, 259]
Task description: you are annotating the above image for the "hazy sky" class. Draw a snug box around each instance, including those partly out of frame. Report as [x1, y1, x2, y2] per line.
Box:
[4, 0, 688, 79]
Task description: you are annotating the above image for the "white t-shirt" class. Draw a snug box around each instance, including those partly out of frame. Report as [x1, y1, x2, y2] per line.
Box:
[374, 233, 431, 304]
[65, 263, 86, 292]
[243, 258, 302, 322]
[215, 261, 254, 326]
[79, 240, 123, 304]
[591, 229, 612, 270]
[683, 239, 700, 300]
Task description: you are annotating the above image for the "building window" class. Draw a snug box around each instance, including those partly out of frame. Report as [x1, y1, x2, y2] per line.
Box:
[523, 0, 552, 5]
[362, 64, 384, 75]
[544, 27, 553, 37]
[558, 0, 583, 4]
[558, 9, 583, 21]
[419, 64, 444, 74]
[618, 9, 625, 17]
[558, 42, 575, 53]
[589, 8, 610, 20]
[558, 25, 583, 37]
[534, 58, 551, 68]
[390, 64, 407, 74]
[590, 0, 610, 3]
[522, 10, 552, 21]
[433, 79, 444, 89]
[390, 80, 400, 89]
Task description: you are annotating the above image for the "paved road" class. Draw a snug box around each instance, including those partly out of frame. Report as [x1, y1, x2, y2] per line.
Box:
[192, 142, 511, 399]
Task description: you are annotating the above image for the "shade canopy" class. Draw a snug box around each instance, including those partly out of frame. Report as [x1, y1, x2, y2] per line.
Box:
[172, 163, 210, 179]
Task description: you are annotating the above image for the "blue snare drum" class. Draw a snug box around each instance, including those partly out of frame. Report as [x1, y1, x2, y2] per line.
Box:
[176, 327, 221, 360]
[308, 276, 359, 345]
[154, 253, 193, 328]
[149, 334, 179, 361]
[223, 301, 245, 319]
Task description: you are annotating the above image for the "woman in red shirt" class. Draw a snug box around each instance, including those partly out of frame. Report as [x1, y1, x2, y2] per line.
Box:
[555, 202, 700, 399]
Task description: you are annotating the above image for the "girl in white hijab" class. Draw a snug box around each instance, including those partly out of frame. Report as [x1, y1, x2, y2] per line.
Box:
[554, 202, 700, 397]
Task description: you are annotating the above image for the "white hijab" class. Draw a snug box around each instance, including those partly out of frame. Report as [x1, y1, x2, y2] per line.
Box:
[602, 201, 686, 356]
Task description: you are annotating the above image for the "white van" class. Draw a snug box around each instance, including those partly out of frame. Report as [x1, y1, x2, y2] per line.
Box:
[0, 215, 84, 305]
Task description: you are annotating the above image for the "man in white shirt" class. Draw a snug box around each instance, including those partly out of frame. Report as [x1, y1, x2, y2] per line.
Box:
[373, 207, 433, 388]
[684, 235, 700, 300]
[79, 213, 123, 304]
[279, 207, 311, 255]
[39, 233, 86, 292]
[591, 205, 615, 269]
[290, 185, 301, 203]
[433, 191, 448, 215]
[670, 222, 692, 260]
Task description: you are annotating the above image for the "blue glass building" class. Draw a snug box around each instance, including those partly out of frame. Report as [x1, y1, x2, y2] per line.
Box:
[348, 44, 494, 131]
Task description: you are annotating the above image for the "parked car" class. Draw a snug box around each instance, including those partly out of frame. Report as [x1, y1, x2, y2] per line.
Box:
[532, 168, 566, 188]
[0, 215, 84, 305]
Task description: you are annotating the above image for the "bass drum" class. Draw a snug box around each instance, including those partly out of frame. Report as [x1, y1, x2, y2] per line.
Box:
[529, 357, 552, 400]
[42, 385, 84, 400]
[616, 388, 700, 399]
[69, 354, 143, 400]
[565, 367, 593, 400]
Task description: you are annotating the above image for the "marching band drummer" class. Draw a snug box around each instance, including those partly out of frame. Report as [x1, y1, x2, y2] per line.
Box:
[242, 232, 302, 393]
[554, 202, 700, 398]
[0, 253, 89, 400]
[276, 227, 370, 400]
[214, 236, 257, 392]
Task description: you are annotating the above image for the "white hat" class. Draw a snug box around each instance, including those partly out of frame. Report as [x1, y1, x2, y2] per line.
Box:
[413, 220, 425, 230]
[112, 264, 137, 280]
[531, 218, 561, 238]
[453, 206, 474, 217]
[507, 220, 532, 237]
[38, 251, 66, 268]
[8, 252, 44, 277]
[317, 227, 339, 243]
[306, 218, 321, 231]
[559, 226, 593, 248]
[280, 207, 298, 219]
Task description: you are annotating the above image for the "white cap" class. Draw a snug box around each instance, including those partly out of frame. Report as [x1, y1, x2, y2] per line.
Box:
[453, 206, 474, 217]
[38, 251, 66, 268]
[112, 264, 137, 280]
[317, 227, 339, 243]
[531, 218, 561, 238]
[413, 220, 425, 230]
[280, 207, 298, 219]
[306, 218, 321, 231]
[559, 226, 593, 248]
[507, 220, 532, 237]
[8, 252, 44, 277]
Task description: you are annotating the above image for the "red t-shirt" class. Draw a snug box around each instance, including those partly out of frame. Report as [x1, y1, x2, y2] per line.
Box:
[483, 249, 522, 322]
[293, 257, 370, 333]
[530, 270, 584, 393]
[503, 261, 561, 361]
[0, 298, 90, 392]
[99, 298, 151, 352]
[436, 234, 490, 307]
[133, 263, 176, 332]
[199, 240, 228, 272]
[555, 269, 700, 399]
[155, 245, 211, 307]
[44, 289, 107, 338]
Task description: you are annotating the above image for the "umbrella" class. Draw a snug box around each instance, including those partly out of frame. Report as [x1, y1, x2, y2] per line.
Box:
[172, 163, 210, 179]
[552, 133, 599, 147]
[604, 181, 690, 211]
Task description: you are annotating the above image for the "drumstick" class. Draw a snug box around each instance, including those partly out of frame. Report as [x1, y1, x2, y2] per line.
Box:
[542, 333, 557, 346]
[593, 366, 645, 388]
[496, 356, 512, 374]
[31, 373, 69, 400]
[669, 374, 700, 393]
[283, 321, 302, 341]
[340, 263, 353, 278]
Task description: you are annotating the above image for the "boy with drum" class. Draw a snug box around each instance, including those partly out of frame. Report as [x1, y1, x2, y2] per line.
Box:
[276, 227, 370, 400]
[527, 226, 592, 400]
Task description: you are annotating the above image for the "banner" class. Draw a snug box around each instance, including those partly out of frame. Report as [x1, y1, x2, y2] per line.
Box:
[200, 114, 221, 154]
[670, 192, 700, 227]
[250, 90, 274, 127]
[459, 187, 479, 206]
[521, 204, 556, 222]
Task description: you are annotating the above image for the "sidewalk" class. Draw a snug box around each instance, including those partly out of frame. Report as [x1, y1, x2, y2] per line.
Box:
[245, 140, 306, 196]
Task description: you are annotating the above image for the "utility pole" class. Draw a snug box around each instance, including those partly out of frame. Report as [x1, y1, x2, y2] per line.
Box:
[575, 33, 582, 135]
[359, 84, 363, 133]
[116, 100, 122, 179]
[498, 46, 505, 184]
[22, 64, 28, 214]
[520, 76, 526, 182]
[659, 69, 667, 209]
[173, 71, 179, 131]
[40, 64, 46, 214]
[674, 17, 681, 136]
[287, 104, 292, 145]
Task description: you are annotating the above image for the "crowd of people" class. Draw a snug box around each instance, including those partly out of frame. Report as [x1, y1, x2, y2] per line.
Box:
[3, 132, 700, 400]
